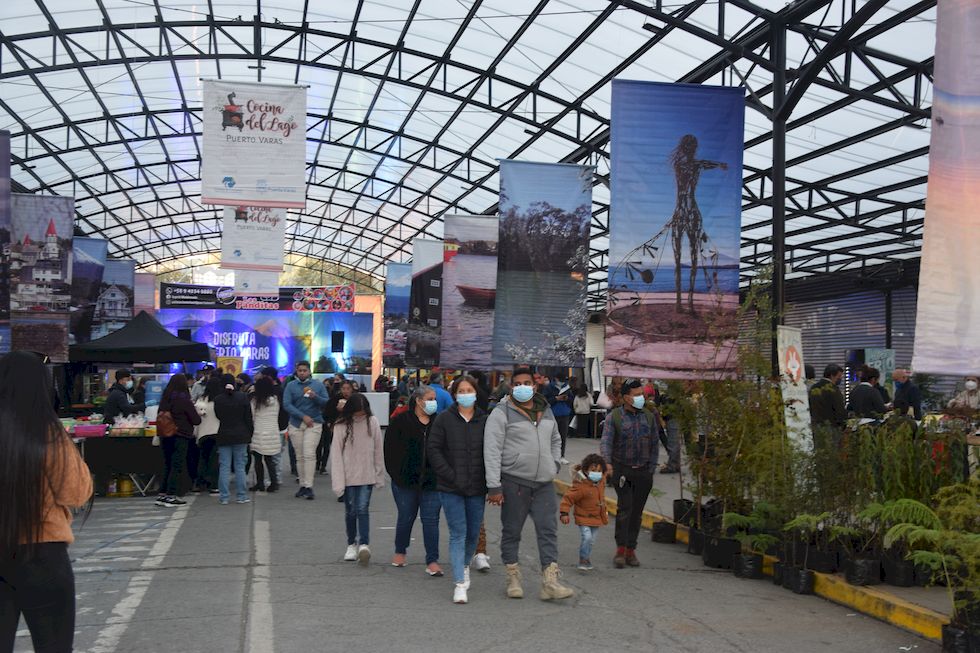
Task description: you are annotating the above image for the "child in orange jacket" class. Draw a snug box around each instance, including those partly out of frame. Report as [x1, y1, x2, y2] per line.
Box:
[559, 453, 609, 571]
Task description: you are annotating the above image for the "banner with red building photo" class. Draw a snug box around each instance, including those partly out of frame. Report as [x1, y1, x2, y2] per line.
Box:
[201, 80, 307, 209]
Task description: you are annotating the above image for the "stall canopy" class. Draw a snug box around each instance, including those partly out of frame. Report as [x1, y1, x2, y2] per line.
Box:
[69, 311, 211, 363]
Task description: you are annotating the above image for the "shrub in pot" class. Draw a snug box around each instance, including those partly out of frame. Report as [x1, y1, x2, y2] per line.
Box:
[723, 507, 779, 581]
[651, 520, 677, 544]
[782, 513, 829, 595]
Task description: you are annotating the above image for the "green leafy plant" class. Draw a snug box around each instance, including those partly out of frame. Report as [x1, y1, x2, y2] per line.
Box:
[724, 503, 781, 554]
[783, 511, 832, 570]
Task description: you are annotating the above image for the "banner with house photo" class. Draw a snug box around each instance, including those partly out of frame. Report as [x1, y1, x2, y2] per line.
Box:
[91, 259, 135, 340]
[10, 193, 75, 360]
[220, 205, 288, 271]
[0, 131, 10, 353]
[201, 80, 307, 209]
[383, 262, 411, 368]
[69, 237, 108, 344]
[405, 239, 444, 368]
[491, 160, 592, 367]
[605, 80, 744, 380]
[912, 0, 980, 375]
[441, 215, 499, 369]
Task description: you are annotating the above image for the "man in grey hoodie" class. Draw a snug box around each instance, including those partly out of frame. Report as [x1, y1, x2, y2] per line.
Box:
[485, 368, 573, 601]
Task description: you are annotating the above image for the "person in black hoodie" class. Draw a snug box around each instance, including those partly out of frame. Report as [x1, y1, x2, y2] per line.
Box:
[426, 376, 488, 605]
[214, 374, 254, 505]
[319, 381, 354, 474]
[102, 369, 148, 425]
[383, 384, 443, 576]
[848, 365, 887, 419]
[156, 373, 201, 507]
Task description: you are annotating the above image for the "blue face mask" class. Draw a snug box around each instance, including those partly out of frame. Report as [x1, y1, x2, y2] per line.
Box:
[423, 400, 438, 415]
[512, 385, 534, 403]
[631, 395, 646, 410]
[587, 471, 603, 483]
[456, 393, 477, 408]
[124, 379, 134, 391]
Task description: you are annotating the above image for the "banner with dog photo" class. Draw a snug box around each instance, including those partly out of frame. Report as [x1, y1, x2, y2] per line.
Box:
[220, 205, 288, 271]
[201, 80, 307, 208]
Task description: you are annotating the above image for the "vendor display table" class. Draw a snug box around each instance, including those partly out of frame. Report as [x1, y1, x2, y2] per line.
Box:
[75, 436, 160, 497]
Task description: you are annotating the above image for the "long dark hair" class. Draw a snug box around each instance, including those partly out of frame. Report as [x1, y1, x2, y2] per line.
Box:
[204, 376, 225, 402]
[163, 373, 189, 400]
[252, 376, 276, 407]
[337, 392, 373, 450]
[221, 373, 237, 395]
[0, 351, 71, 555]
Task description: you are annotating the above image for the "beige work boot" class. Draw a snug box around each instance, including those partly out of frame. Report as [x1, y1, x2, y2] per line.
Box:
[505, 563, 524, 599]
[540, 562, 574, 600]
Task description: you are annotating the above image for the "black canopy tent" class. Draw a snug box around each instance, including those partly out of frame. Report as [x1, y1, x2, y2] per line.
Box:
[69, 310, 211, 363]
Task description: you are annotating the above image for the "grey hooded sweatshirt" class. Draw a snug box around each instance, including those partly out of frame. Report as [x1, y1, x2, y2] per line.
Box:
[484, 395, 562, 496]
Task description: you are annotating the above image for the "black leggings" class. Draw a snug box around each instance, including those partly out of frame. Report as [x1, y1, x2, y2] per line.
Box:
[161, 436, 189, 496]
[252, 452, 278, 489]
[0, 542, 75, 653]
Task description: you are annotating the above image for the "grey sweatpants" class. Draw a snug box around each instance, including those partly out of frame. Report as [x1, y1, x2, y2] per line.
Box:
[500, 478, 559, 569]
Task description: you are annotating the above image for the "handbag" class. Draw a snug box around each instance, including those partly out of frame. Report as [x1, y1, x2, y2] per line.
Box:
[156, 410, 178, 437]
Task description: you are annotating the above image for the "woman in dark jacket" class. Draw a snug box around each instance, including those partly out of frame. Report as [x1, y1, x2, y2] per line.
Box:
[384, 385, 443, 576]
[214, 374, 254, 505]
[157, 373, 201, 507]
[426, 375, 488, 604]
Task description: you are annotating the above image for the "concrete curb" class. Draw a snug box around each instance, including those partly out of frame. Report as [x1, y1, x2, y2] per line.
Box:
[553, 479, 948, 642]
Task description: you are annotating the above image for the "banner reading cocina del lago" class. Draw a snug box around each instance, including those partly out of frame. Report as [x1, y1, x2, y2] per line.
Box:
[605, 80, 744, 380]
[220, 205, 288, 272]
[201, 80, 307, 209]
[491, 160, 592, 368]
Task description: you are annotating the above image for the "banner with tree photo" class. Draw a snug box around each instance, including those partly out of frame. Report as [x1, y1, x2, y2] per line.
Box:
[605, 80, 744, 379]
[441, 215, 498, 369]
[491, 160, 592, 367]
[383, 262, 411, 368]
[405, 239, 444, 368]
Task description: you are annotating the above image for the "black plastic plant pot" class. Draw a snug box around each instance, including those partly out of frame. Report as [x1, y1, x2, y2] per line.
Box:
[651, 521, 677, 544]
[914, 562, 935, 587]
[772, 561, 784, 586]
[806, 545, 838, 574]
[733, 553, 764, 580]
[881, 554, 915, 587]
[787, 567, 815, 595]
[673, 499, 695, 526]
[843, 557, 882, 587]
[952, 592, 980, 633]
[701, 536, 739, 570]
[687, 527, 705, 556]
[940, 623, 972, 653]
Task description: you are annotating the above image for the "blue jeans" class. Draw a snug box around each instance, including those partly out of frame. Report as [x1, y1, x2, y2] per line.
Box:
[579, 525, 599, 561]
[391, 484, 441, 564]
[439, 492, 486, 584]
[344, 485, 373, 546]
[218, 444, 249, 502]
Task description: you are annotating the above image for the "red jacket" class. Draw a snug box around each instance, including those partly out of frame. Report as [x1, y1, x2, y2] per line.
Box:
[559, 466, 608, 527]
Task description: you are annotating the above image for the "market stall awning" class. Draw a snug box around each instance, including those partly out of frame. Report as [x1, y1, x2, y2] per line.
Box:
[69, 311, 211, 363]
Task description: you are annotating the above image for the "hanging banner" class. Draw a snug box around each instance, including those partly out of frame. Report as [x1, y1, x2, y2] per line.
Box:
[220, 205, 288, 271]
[441, 215, 499, 369]
[10, 194, 75, 360]
[234, 269, 280, 297]
[405, 239, 443, 368]
[491, 160, 592, 367]
[91, 259, 135, 340]
[912, 1, 980, 375]
[383, 262, 411, 368]
[69, 237, 109, 344]
[777, 326, 812, 450]
[201, 80, 307, 208]
[134, 273, 157, 315]
[0, 131, 11, 353]
[159, 282, 355, 312]
[605, 80, 744, 380]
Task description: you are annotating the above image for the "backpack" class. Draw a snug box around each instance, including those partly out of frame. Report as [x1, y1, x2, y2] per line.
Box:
[156, 410, 178, 437]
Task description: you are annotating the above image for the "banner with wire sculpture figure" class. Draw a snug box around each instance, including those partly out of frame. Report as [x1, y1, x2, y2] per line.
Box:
[605, 80, 744, 379]
[441, 215, 499, 369]
[912, 0, 980, 375]
[491, 160, 592, 368]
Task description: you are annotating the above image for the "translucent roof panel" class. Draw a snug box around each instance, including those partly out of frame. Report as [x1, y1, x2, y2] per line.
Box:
[0, 0, 936, 305]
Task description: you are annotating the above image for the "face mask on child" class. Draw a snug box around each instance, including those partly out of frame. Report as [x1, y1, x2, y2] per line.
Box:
[587, 471, 603, 483]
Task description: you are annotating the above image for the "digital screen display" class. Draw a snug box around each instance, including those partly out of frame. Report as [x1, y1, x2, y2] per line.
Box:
[158, 308, 373, 376]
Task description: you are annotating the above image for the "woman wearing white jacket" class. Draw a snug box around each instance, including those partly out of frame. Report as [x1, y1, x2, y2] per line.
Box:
[250, 376, 282, 492]
[194, 377, 224, 494]
[330, 393, 384, 566]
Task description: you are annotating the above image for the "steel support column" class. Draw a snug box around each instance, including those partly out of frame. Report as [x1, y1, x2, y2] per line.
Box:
[771, 22, 787, 376]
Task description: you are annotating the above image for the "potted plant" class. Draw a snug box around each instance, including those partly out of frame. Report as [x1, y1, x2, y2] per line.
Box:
[724, 507, 780, 580]
[884, 479, 980, 652]
[782, 512, 831, 595]
[649, 487, 677, 544]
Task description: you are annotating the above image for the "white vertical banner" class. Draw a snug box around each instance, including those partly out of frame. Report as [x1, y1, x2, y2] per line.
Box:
[220, 205, 288, 271]
[201, 80, 307, 208]
[234, 270, 280, 297]
[777, 326, 813, 450]
[912, 1, 980, 375]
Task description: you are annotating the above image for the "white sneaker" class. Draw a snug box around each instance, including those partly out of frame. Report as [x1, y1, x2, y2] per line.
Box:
[344, 544, 357, 561]
[453, 583, 468, 604]
[357, 544, 371, 566]
[463, 565, 471, 590]
[472, 553, 491, 572]
[560, 457, 571, 465]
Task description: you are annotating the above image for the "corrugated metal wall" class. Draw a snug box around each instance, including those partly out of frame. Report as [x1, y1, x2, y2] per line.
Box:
[785, 291, 887, 374]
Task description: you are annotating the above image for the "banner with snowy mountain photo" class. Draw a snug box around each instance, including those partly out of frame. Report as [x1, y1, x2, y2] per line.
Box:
[491, 160, 592, 368]
[605, 81, 744, 380]
[383, 262, 411, 368]
[441, 215, 498, 369]
[69, 237, 108, 344]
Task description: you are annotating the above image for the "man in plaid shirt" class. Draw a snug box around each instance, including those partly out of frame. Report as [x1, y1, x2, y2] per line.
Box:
[600, 379, 660, 569]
